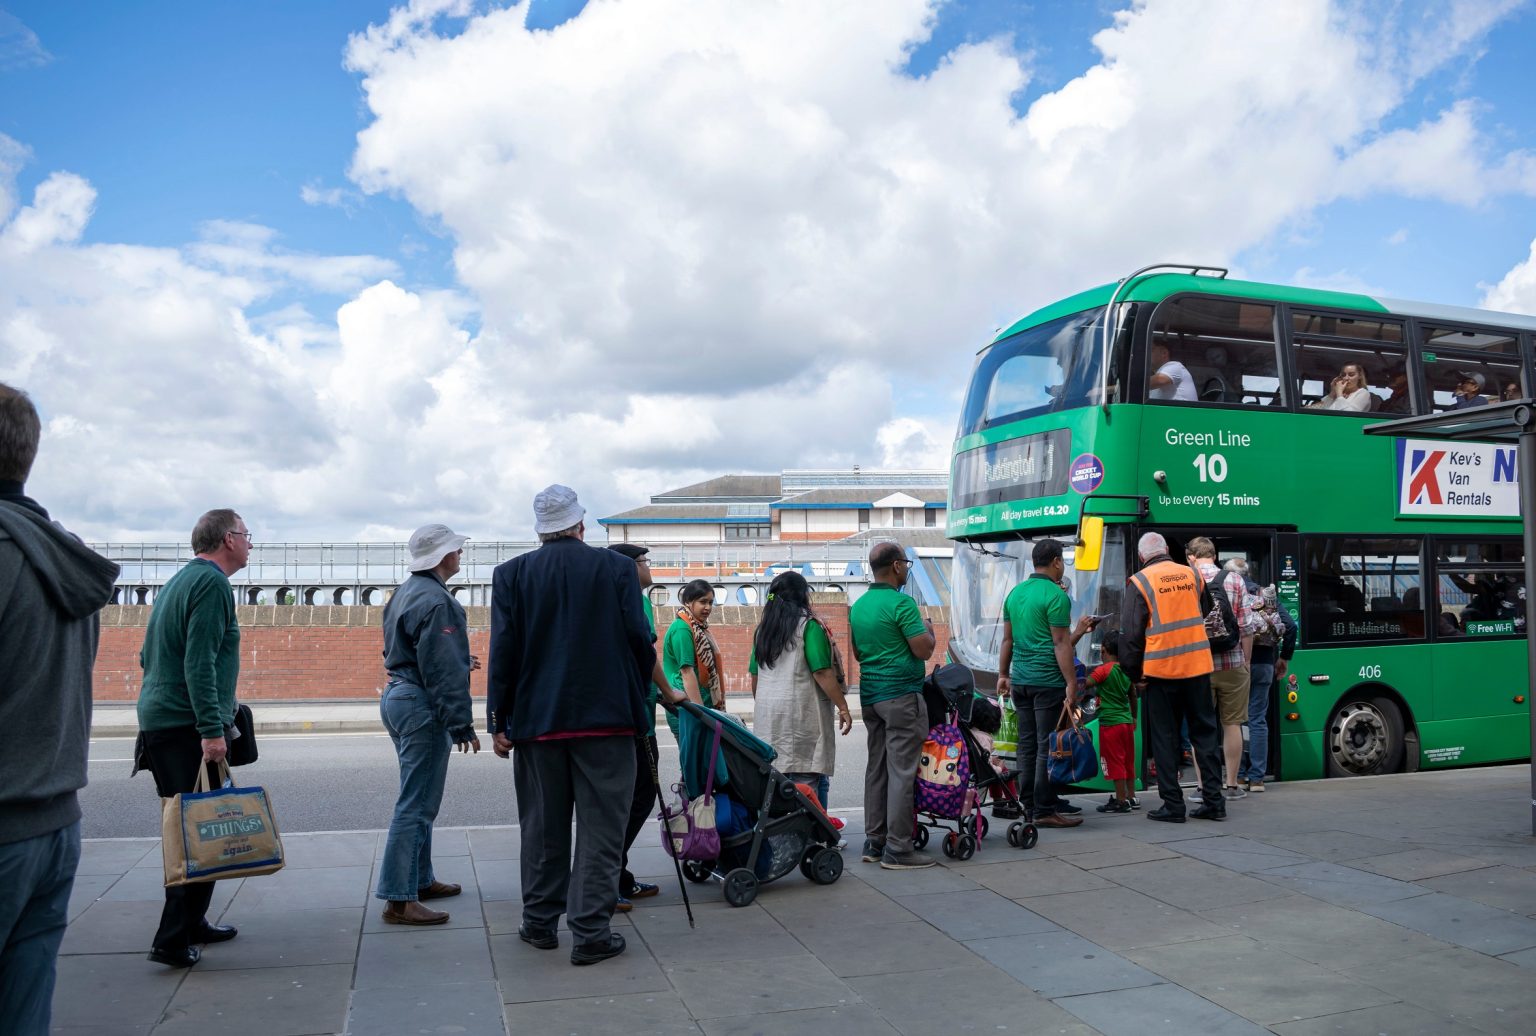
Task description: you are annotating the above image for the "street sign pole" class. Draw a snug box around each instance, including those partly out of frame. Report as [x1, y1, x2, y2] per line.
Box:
[1518, 407, 1536, 837]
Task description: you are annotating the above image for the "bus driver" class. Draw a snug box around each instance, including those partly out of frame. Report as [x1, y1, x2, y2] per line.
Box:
[1148, 342, 1197, 401]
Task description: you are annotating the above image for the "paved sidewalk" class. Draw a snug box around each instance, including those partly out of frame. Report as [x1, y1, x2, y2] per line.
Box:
[55, 766, 1536, 1035]
[91, 696, 788, 738]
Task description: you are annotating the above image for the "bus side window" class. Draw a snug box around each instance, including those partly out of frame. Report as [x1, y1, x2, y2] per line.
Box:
[1432, 540, 1526, 639]
[1292, 311, 1406, 414]
[1304, 536, 1424, 644]
[1148, 296, 1280, 406]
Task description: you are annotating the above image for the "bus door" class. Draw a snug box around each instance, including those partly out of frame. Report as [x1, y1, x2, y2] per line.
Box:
[1426, 537, 1531, 767]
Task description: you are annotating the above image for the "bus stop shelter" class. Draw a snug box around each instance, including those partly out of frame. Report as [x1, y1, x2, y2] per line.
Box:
[1364, 398, 1536, 836]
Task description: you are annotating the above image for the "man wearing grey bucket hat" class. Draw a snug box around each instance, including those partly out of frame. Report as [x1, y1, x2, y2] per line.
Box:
[374, 523, 480, 927]
[488, 486, 656, 965]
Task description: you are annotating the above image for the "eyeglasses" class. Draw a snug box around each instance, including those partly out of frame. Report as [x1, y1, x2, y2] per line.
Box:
[636, 558, 651, 566]
[228, 530, 253, 543]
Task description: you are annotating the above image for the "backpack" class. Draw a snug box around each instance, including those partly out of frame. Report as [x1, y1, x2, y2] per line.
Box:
[1199, 569, 1240, 652]
[914, 722, 970, 819]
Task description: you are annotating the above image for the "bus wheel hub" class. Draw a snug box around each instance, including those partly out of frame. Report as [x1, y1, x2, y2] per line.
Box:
[1330, 703, 1388, 772]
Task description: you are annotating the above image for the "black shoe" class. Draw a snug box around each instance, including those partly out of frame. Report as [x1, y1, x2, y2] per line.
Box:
[518, 924, 558, 950]
[147, 945, 201, 968]
[571, 932, 626, 965]
[1191, 804, 1227, 821]
[1146, 807, 1186, 824]
[1053, 802, 1083, 816]
[195, 923, 238, 944]
[990, 801, 1022, 820]
[1095, 798, 1132, 814]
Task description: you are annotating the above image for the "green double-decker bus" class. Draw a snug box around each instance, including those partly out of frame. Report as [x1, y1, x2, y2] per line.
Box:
[948, 264, 1531, 783]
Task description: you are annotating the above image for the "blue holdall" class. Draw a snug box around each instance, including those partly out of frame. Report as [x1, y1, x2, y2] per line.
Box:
[1046, 702, 1097, 786]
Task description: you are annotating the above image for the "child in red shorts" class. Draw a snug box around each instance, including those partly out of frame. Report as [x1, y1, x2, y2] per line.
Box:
[1089, 632, 1138, 814]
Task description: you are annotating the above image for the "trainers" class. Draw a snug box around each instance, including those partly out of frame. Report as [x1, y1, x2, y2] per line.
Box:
[881, 848, 938, 870]
[614, 897, 633, 913]
[1187, 788, 1203, 803]
[1035, 811, 1083, 828]
[1223, 785, 1248, 800]
[1095, 798, 1132, 814]
[991, 801, 1022, 820]
[1128, 797, 1141, 810]
[861, 839, 885, 863]
[1054, 802, 1083, 816]
[1245, 780, 1265, 794]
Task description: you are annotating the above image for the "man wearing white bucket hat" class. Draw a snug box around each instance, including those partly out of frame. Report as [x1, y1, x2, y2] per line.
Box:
[374, 523, 481, 926]
[488, 486, 655, 966]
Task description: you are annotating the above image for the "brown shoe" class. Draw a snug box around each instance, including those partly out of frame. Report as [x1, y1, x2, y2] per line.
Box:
[382, 901, 449, 926]
[417, 880, 462, 900]
[1035, 812, 1083, 828]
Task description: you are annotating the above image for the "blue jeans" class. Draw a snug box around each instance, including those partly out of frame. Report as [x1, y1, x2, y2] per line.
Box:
[784, 772, 831, 809]
[1242, 663, 1275, 782]
[376, 683, 452, 901]
[0, 820, 80, 1036]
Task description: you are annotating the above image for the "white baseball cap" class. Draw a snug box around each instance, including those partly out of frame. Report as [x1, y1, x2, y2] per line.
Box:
[533, 484, 585, 535]
[408, 524, 468, 572]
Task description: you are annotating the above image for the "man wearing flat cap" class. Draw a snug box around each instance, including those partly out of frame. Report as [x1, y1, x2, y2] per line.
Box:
[374, 524, 480, 926]
[488, 486, 656, 966]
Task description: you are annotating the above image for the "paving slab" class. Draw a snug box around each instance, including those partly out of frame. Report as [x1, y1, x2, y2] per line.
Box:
[756, 874, 919, 929]
[1254, 860, 1432, 908]
[847, 963, 1098, 1036]
[225, 863, 372, 913]
[345, 979, 508, 1036]
[792, 918, 982, 977]
[1023, 886, 1230, 951]
[60, 899, 173, 955]
[279, 830, 380, 869]
[1093, 856, 1290, 910]
[1345, 945, 1536, 1035]
[1268, 1001, 1473, 1036]
[66, 872, 117, 922]
[1418, 863, 1536, 914]
[965, 930, 1163, 998]
[49, 952, 185, 1030]
[194, 907, 362, 970]
[1359, 891, 1536, 955]
[1121, 934, 1399, 1026]
[502, 990, 700, 1035]
[893, 888, 1060, 940]
[1057, 979, 1270, 1035]
[700, 1003, 899, 1036]
[1171, 834, 1313, 873]
[666, 954, 859, 1020]
[1251, 829, 1409, 862]
[354, 925, 496, 989]
[629, 899, 801, 964]
[491, 931, 671, 1003]
[850, 859, 983, 895]
[965, 857, 1115, 899]
[1350, 847, 1497, 881]
[74, 839, 157, 875]
[153, 962, 353, 1036]
[1498, 944, 1536, 968]
[1196, 894, 1445, 969]
[466, 826, 521, 861]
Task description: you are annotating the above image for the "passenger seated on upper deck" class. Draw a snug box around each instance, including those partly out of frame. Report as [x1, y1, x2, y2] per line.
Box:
[1307, 363, 1372, 412]
[1147, 342, 1197, 401]
[1450, 371, 1490, 410]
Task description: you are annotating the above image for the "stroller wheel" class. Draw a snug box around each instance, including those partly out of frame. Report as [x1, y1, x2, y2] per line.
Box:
[974, 814, 989, 840]
[799, 844, 821, 881]
[682, 859, 713, 884]
[955, 835, 976, 861]
[723, 867, 758, 907]
[1021, 824, 1038, 850]
[1006, 820, 1024, 848]
[942, 831, 958, 858]
[912, 825, 929, 850]
[810, 847, 843, 885]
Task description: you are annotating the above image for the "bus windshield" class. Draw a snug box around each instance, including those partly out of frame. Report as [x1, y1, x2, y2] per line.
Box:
[949, 527, 1128, 673]
[957, 310, 1106, 437]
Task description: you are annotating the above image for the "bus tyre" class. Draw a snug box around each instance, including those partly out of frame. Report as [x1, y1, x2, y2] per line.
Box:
[1325, 695, 1405, 777]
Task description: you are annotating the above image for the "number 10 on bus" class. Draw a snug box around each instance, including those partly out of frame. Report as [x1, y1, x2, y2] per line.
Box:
[1192, 452, 1229, 483]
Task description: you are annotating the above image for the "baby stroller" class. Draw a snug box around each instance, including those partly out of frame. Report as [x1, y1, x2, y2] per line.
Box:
[913, 663, 1039, 858]
[670, 700, 844, 907]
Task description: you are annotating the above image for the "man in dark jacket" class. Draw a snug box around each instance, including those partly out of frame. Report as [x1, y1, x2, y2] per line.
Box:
[375, 524, 481, 926]
[0, 383, 119, 1033]
[137, 506, 252, 967]
[488, 485, 654, 966]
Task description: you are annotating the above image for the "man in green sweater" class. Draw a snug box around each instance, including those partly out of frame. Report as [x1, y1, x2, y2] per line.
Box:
[850, 542, 936, 870]
[136, 508, 251, 968]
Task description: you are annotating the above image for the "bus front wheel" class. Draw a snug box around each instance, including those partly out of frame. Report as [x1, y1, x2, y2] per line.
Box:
[1325, 696, 1405, 777]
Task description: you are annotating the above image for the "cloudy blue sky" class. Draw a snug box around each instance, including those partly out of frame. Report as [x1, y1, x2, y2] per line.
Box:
[3, 0, 1536, 540]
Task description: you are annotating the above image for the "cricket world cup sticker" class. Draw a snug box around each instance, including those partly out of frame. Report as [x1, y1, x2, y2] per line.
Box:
[1069, 453, 1105, 494]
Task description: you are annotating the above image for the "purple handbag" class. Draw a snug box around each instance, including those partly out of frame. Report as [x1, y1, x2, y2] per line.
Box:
[660, 722, 723, 861]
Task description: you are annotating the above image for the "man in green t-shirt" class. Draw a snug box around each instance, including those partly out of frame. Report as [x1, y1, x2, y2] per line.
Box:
[995, 538, 1095, 828]
[849, 542, 936, 870]
[608, 544, 677, 910]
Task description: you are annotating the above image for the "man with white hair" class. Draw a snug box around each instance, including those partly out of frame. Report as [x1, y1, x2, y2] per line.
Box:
[488, 486, 656, 965]
[1118, 531, 1226, 822]
[374, 524, 480, 927]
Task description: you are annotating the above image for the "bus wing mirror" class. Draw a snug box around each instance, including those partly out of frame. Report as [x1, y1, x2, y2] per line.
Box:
[1076, 516, 1105, 572]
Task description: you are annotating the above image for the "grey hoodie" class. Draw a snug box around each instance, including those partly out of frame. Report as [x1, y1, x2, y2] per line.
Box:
[0, 498, 119, 844]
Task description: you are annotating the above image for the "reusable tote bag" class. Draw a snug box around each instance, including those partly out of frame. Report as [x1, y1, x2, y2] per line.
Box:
[162, 760, 285, 886]
[660, 721, 723, 862]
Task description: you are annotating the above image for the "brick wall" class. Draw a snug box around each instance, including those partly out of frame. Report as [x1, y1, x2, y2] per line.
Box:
[94, 600, 951, 703]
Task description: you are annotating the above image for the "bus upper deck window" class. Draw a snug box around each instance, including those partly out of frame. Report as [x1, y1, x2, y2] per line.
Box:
[1148, 297, 1281, 407]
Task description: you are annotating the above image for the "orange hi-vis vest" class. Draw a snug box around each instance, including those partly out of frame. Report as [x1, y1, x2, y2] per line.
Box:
[1130, 560, 1215, 679]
